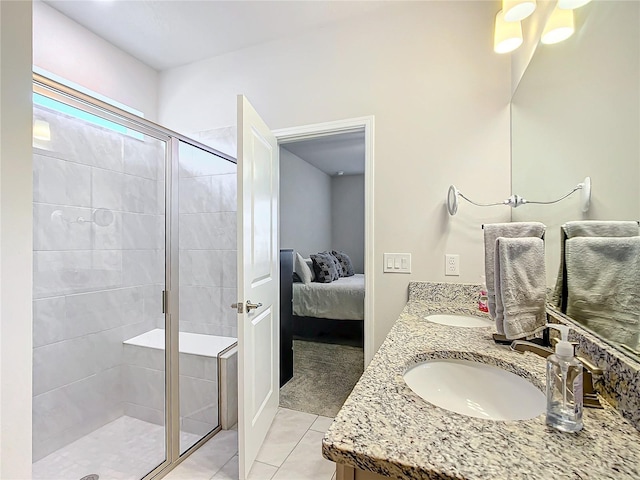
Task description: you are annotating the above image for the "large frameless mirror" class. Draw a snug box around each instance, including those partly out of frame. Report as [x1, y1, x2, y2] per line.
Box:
[511, 1, 640, 360]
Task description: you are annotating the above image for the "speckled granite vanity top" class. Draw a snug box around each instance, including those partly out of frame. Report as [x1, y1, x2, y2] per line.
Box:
[322, 296, 640, 479]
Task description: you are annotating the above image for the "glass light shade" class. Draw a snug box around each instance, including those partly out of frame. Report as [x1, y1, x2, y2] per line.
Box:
[557, 0, 592, 9]
[494, 10, 523, 54]
[503, 0, 536, 22]
[33, 120, 51, 141]
[541, 7, 575, 44]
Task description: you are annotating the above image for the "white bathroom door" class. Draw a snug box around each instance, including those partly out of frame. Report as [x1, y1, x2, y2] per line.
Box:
[236, 95, 280, 480]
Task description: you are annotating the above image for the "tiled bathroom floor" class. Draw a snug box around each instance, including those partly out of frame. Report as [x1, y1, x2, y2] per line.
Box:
[32, 408, 335, 480]
[32, 416, 200, 480]
[164, 407, 336, 480]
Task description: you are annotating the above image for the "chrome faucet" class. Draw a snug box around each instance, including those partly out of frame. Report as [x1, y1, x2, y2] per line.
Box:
[510, 339, 603, 409]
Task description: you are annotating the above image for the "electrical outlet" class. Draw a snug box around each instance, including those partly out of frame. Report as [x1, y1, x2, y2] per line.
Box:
[445, 254, 460, 276]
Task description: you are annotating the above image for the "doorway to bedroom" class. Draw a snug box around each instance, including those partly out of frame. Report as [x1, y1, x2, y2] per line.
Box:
[277, 127, 368, 418]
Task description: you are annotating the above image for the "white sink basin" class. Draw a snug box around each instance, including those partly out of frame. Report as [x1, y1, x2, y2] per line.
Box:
[403, 358, 546, 421]
[425, 314, 493, 328]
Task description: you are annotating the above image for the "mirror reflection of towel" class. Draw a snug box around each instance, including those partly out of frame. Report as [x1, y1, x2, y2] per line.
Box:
[552, 221, 639, 310]
[566, 236, 640, 347]
[495, 237, 547, 340]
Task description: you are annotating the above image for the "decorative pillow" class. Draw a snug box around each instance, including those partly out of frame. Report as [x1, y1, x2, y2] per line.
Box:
[323, 251, 344, 277]
[292, 272, 302, 283]
[304, 258, 316, 281]
[332, 250, 355, 277]
[310, 252, 339, 283]
[295, 252, 313, 284]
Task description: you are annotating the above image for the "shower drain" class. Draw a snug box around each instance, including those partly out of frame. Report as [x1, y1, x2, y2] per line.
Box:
[79, 475, 99, 480]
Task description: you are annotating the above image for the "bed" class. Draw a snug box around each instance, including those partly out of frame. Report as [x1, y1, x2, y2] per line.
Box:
[291, 272, 364, 346]
[293, 274, 365, 320]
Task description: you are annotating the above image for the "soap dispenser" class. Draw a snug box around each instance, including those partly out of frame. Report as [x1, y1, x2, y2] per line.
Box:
[546, 324, 583, 432]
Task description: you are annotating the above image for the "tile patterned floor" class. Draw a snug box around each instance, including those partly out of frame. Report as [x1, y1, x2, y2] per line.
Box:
[165, 408, 336, 480]
[32, 416, 201, 480]
[31, 408, 335, 480]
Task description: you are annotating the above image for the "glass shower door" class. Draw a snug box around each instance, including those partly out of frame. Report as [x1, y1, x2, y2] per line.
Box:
[177, 140, 238, 455]
[31, 94, 169, 480]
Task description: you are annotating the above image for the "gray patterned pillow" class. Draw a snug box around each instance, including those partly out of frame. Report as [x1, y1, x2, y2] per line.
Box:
[332, 251, 355, 277]
[323, 251, 344, 277]
[310, 253, 339, 283]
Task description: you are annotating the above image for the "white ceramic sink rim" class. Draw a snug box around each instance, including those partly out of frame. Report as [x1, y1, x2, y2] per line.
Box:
[425, 313, 493, 328]
[403, 358, 546, 421]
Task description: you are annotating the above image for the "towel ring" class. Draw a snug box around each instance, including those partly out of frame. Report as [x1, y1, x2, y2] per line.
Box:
[447, 177, 591, 216]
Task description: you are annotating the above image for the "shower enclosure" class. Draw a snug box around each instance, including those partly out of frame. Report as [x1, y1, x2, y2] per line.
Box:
[31, 75, 238, 480]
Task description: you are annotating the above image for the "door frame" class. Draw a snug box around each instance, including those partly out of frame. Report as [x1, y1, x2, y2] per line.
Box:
[274, 116, 375, 365]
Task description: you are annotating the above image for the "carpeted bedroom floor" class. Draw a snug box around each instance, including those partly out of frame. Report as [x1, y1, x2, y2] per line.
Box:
[279, 340, 364, 417]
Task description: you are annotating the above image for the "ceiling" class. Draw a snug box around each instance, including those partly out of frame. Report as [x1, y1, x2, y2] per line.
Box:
[281, 131, 365, 176]
[43, 0, 392, 71]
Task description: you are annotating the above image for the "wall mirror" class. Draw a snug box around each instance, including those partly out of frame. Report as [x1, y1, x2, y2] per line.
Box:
[511, 1, 640, 361]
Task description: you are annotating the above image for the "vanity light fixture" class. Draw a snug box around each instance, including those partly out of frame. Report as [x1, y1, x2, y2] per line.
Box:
[557, 0, 592, 10]
[541, 7, 575, 44]
[446, 176, 591, 216]
[502, 0, 537, 22]
[494, 10, 523, 54]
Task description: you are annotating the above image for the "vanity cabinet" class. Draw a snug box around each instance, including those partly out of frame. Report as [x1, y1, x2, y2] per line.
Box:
[323, 281, 640, 480]
[336, 464, 388, 480]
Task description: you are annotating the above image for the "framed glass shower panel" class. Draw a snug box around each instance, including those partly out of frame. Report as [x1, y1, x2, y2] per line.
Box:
[177, 140, 238, 455]
[31, 89, 169, 480]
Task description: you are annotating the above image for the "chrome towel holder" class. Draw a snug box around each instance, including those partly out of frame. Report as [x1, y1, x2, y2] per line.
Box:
[446, 177, 591, 216]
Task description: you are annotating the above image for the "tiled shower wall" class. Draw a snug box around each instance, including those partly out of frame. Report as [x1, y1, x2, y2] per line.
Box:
[178, 143, 237, 338]
[32, 105, 165, 461]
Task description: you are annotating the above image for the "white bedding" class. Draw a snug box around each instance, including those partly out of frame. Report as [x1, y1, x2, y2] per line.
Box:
[293, 274, 364, 321]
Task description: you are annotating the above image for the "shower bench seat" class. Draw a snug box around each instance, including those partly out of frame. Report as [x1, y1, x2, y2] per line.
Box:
[123, 329, 238, 434]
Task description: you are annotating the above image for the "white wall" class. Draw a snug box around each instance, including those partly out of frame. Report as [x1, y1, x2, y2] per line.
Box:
[510, 0, 555, 94]
[160, 2, 512, 351]
[0, 1, 33, 476]
[32, 1, 159, 120]
[279, 148, 332, 256]
[332, 175, 364, 274]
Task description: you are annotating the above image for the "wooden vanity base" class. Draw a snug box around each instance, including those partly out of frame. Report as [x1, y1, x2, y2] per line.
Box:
[336, 463, 396, 480]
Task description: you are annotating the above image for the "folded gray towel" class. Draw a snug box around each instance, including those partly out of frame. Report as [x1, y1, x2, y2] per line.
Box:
[551, 221, 639, 308]
[566, 236, 640, 346]
[564, 221, 639, 238]
[483, 222, 546, 332]
[494, 237, 547, 340]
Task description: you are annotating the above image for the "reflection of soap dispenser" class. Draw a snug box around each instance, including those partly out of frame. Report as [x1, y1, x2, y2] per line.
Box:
[478, 275, 488, 313]
[546, 324, 583, 432]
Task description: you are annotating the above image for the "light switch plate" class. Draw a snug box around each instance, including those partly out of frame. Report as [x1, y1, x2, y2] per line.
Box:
[383, 253, 411, 273]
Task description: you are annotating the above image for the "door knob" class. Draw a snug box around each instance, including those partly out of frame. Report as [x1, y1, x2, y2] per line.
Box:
[230, 302, 244, 313]
[246, 300, 262, 311]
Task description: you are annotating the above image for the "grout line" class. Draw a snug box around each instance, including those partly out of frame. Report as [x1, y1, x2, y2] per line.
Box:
[268, 412, 318, 472]
[207, 453, 236, 480]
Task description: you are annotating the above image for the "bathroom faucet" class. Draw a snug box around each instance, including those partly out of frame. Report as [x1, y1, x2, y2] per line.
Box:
[510, 340, 554, 358]
[510, 340, 603, 409]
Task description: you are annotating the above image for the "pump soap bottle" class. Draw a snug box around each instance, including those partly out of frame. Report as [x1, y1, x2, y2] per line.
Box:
[546, 324, 583, 432]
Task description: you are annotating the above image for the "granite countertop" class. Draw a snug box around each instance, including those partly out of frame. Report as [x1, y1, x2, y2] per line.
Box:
[322, 300, 640, 480]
